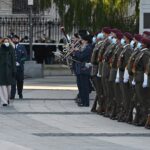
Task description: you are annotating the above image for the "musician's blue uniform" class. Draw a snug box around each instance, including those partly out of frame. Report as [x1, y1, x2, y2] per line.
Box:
[11, 43, 27, 99]
[73, 44, 93, 106]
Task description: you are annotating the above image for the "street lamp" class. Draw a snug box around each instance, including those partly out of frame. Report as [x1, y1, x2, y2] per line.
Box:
[28, 0, 33, 60]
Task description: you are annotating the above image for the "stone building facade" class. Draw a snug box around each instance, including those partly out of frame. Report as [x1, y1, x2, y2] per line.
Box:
[0, 0, 12, 15]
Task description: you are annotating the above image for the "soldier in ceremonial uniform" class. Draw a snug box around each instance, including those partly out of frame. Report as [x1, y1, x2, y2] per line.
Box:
[11, 35, 27, 99]
[126, 34, 143, 123]
[145, 55, 150, 129]
[96, 27, 112, 114]
[108, 32, 124, 119]
[91, 32, 105, 112]
[101, 29, 120, 117]
[116, 32, 133, 122]
[132, 37, 150, 126]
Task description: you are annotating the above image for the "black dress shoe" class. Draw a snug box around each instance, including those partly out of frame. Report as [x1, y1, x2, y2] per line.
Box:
[19, 94, 23, 99]
[3, 104, 8, 107]
[75, 98, 81, 104]
[91, 108, 97, 112]
[84, 103, 89, 107]
[78, 103, 84, 107]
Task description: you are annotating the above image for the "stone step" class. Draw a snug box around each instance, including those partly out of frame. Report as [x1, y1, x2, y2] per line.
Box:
[25, 61, 72, 78]
[44, 64, 72, 76]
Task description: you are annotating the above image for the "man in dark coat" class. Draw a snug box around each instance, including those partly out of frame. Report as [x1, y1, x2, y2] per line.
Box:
[11, 35, 27, 99]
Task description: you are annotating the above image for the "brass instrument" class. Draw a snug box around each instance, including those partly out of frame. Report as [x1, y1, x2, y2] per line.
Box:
[64, 39, 82, 58]
[62, 43, 70, 53]
[53, 26, 82, 70]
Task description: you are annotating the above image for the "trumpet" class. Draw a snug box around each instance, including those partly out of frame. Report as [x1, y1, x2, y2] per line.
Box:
[64, 39, 82, 58]
[62, 43, 70, 53]
[55, 26, 83, 69]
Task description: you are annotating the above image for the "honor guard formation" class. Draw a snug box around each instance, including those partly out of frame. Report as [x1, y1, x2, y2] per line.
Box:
[55, 26, 150, 130]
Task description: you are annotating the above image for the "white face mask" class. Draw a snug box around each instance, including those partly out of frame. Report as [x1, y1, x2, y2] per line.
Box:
[121, 38, 126, 46]
[97, 33, 104, 39]
[112, 38, 117, 44]
[4, 42, 10, 47]
[130, 40, 135, 48]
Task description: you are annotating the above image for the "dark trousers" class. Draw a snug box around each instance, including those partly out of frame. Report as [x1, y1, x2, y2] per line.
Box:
[11, 70, 24, 98]
[77, 74, 90, 106]
[122, 82, 132, 113]
[95, 77, 105, 108]
[114, 82, 122, 112]
[134, 82, 149, 124]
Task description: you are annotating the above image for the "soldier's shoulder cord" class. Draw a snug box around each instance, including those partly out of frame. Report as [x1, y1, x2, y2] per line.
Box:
[99, 42, 105, 54]
[127, 51, 138, 70]
[114, 46, 121, 55]
[129, 50, 139, 61]
[134, 49, 147, 65]
[97, 41, 104, 50]
[144, 49, 150, 57]
[106, 44, 116, 56]
[122, 44, 130, 54]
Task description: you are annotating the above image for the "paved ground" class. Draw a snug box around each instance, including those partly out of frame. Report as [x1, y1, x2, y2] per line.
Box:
[0, 76, 150, 150]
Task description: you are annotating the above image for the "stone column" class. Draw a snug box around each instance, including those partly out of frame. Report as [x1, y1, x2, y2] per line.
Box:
[140, 0, 150, 33]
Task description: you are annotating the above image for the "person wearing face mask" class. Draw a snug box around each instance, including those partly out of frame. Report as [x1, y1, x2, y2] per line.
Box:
[116, 32, 133, 122]
[131, 37, 150, 126]
[108, 32, 124, 119]
[91, 32, 105, 112]
[126, 34, 143, 123]
[10, 35, 27, 100]
[0, 38, 16, 106]
[101, 29, 119, 117]
[96, 27, 112, 114]
[127, 34, 143, 78]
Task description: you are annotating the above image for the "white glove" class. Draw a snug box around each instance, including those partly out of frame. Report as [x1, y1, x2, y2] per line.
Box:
[142, 73, 148, 88]
[85, 63, 92, 68]
[123, 68, 129, 83]
[16, 62, 20, 66]
[132, 79, 136, 86]
[53, 51, 62, 57]
[97, 70, 101, 77]
[115, 68, 120, 83]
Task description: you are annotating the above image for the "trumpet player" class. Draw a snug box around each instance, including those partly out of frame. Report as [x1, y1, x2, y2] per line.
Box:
[73, 34, 93, 107]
